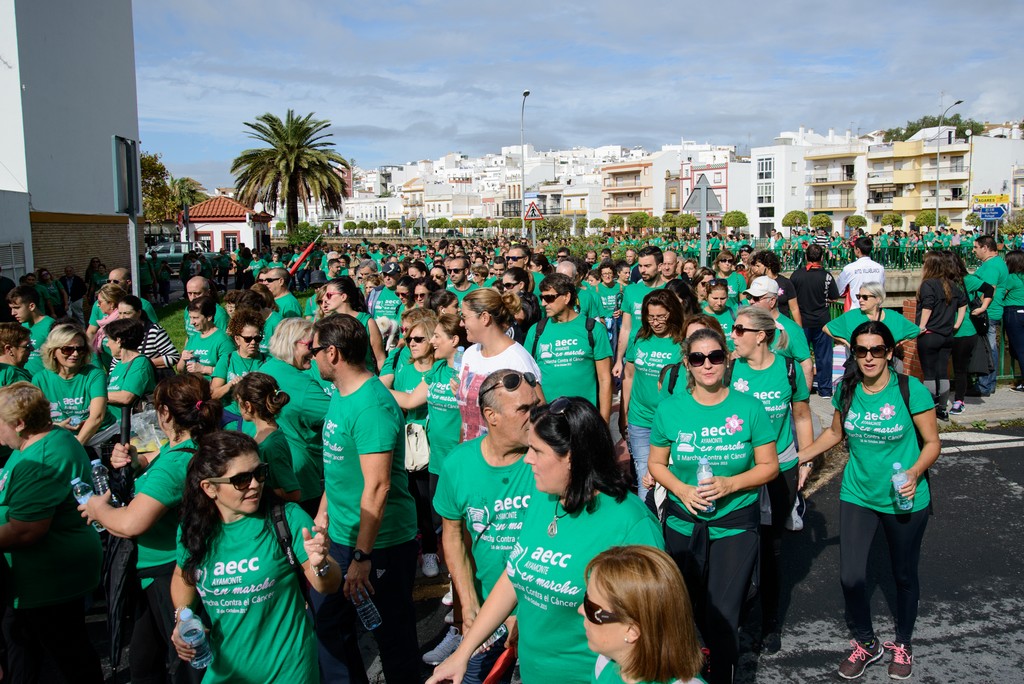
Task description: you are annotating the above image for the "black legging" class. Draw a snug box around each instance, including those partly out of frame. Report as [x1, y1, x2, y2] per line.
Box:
[951, 334, 976, 402]
[2, 600, 103, 684]
[408, 468, 438, 554]
[916, 331, 953, 404]
[759, 466, 799, 632]
[839, 501, 929, 645]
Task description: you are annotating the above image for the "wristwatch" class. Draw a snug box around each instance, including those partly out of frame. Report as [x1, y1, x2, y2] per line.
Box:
[352, 548, 372, 563]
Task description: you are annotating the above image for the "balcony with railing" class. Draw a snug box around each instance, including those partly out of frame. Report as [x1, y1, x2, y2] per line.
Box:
[806, 170, 856, 184]
[867, 170, 894, 184]
[605, 197, 645, 210]
[808, 198, 856, 210]
[867, 196, 894, 210]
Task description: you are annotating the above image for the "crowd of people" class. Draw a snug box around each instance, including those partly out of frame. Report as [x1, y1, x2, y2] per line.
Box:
[0, 227, 1019, 683]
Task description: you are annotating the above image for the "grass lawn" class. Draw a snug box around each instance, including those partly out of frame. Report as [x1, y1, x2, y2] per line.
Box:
[156, 291, 314, 351]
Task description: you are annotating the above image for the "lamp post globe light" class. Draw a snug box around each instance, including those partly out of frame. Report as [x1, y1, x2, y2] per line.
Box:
[521, 90, 531, 246]
[936, 99, 964, 229]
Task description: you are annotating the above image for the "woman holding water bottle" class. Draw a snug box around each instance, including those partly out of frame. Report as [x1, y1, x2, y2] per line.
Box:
[647, 327, 778, 684]
[796, 320, 939, 680]
[0, 382, 104, 683]
[170, 431, 339, 683]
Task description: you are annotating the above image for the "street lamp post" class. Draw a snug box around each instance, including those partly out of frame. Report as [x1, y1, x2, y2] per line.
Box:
[936, 99, 963, 231]
[520, 89, 531, 247]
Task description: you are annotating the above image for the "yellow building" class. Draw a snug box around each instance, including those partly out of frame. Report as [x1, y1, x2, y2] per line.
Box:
[804, 143, 868, 232]
[866, 130, 971, 232]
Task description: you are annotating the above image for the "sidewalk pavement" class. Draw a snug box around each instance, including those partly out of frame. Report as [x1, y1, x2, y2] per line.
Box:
[807, 384, 1024, 429]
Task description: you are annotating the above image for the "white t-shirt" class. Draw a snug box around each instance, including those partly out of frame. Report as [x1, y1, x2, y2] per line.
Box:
[837, 256, 885, 310]
[456, 342, 542, 441]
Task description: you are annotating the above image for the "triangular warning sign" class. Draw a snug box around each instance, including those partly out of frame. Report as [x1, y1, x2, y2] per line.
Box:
[524, 201, 544, 221]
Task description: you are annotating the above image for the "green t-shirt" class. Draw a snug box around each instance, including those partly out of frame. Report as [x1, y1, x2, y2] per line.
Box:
[425, 361, 462, 475]
[374, 287, 403, 322]
[23, 315, 54, 377]
[447, 282, 480, 304]
[524, 315, 613, 407]
[380, 344, 411, 378]
[433, 437, 535, 600]
[261, 311, 283, 355]
[135, 439, 196, 577]
[321, 377, 417, 548]
[275, 292, 303, 319]
[507, 492, 663, 684]
[182, 303, 230, 339]
[212, 352, 266, 415]
[0, 428, 102, 608]
[0, 363, 30, 464]
[256, 429, 301, 496]
[975, 255, 1008, 322]
[393, 362, 430, 426]
[703, 307, 736, 350]
[721, 272, 747, 308]
[596, 282, 623, 318]
[260, 358, 329, 502]
[175, 503, 317, 683]
[106, 356, 156, 422]
[576, 288, 603, 320]
[303, 294, 319, 318]
[621, 281, 664, 344]
[650, 389, 775, 539]
[825, 309, 919, 345]
[730, 355, 808, 469]
[774, 312, 811, 362]
[625, 334, 682, 428]
[1002, 272, 1024, 307]
[832, 374, 933, 513]
[33, 366, 115, 431]
[184, 330, 236, 380]
[592, 655, 705, 684]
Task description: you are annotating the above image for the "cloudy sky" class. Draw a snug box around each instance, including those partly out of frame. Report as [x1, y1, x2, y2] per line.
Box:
[133, 0, 1024, 191]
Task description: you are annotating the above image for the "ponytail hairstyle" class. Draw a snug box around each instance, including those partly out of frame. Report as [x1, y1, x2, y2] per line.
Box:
[734, 306, 786, 352]
[463, 287, 522, 330]
[326, 276, 368, 313]
[180, 431, 266, 585]
[233, 371, 290, 421]
[153, 374, 222, 439]
[838, 320, 897, 423]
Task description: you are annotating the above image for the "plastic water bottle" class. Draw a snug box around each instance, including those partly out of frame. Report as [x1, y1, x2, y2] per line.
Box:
[453, 346, 465, 373]
[353, 589, 382, 630]
[178, 608, 213, 669]
[71, 477, 105, 532]
[473, 623, 508, 656]
[696, 458, 716, 514]
[90, 459, 120, 506]
[891, 463, 913, 511]
[68, 415, 83, 428]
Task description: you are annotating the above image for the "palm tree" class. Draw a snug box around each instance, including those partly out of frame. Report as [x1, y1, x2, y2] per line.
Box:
[168, 175, 207, 212]
[231, 110, 349, 231]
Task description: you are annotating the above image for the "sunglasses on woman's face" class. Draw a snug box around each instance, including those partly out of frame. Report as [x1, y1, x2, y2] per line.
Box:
[731, 323, 768, 336]
[856, 294, 876, 301]
[206, 463, 270, 491]
[687, 349, 728, 367]
[406, 335, 427, 344]
[238, 334, 263, 344]
[59, 345, 87, 356]
[852, 344, 889, 359]
[583, 592, 620, 625]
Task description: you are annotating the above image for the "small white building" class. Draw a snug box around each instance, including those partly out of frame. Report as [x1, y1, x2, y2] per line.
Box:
[186, 197, 272, 253]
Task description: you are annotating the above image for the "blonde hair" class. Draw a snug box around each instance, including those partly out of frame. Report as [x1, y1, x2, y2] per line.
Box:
[268, 317, 313, 366]
[463, 288, 521, 329]
[0, 382, 52, 435]
[586, 546, 704, 682]
[734, 306, 787, 351]
[400, 307, 438, 337]
[97, 283, 127, 306]
[41, 323, 91, 372]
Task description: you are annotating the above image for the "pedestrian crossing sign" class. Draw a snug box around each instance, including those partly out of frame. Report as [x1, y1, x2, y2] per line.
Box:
[524, 202, 544, 221]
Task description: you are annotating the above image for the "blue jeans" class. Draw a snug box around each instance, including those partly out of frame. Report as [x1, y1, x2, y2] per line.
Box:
[310, 539, 419, 684]
[463, 634, 512, 684]
[977, 320, 1001, 393]
[627, 424, 651, 500]
[804, 325, 834, 395]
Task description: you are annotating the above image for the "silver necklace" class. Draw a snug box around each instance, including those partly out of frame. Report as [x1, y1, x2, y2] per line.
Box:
[548, 500, 569, 537]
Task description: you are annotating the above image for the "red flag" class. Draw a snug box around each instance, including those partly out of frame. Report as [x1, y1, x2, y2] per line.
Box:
[288, 233, 325, 276]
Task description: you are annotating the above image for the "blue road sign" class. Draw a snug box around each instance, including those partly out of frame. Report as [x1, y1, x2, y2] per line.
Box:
[977, 206, 1007, 221]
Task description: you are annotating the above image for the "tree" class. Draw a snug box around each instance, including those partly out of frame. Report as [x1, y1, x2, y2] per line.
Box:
[881, 212, 903, 229]
[357, 220, 370, 232]
[846, 214, 867, 230]
[676, 214, 699, 231]
[168, 175, 208, 216]
[286, 222, 321, 247]
[646, 215, 662, 231]
[608, 215, 625, 230]
[140, 151, 174, 222]
[882, 113, 985, 143]
[343, 221, 356, 232]
[965, 212, 983, 228]
[722, 210, 749, 231]
[914, 209, 949, 228]
[810, 214, 833, 231]
[589, 218, 607, 231]
[231, 109, 350, 232]
[627, 212, 649, 231]
[781, 210, 808, 228]
[387, 219, 402, 233]
[1004, 210, 1024, 236]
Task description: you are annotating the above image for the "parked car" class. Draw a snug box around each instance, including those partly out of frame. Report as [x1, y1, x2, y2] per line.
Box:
[150, 241, 220, 276]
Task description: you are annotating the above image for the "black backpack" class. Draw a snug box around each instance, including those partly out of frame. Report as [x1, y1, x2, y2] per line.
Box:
[530, 316, 597, 358]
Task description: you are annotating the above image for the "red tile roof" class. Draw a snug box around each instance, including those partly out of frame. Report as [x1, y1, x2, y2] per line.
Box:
[189, 196, 256, 221]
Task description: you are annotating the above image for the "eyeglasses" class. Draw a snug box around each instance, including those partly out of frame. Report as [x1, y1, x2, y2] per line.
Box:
[499, 282, 517, 291]
[257, 277, 281, 284]
[446, 268, 464, 274]
[687, 349, 728, 367]
[746, 294, 766, 302]
[238, 334, 264, 344]
[731, 324, 769, 336]
[582, 592, 620, 625]
[479, 371, 538, 399]
[16, 343, 34, 351]
[59, 345, 87, 356]
[206, 463, 270, 491]
[396, 290, 411, 298]
[505, 255, 525, 262]
[108, 278, 124, 285]
[540, 293, 564, 304]
[414, 291, 429, 300]
[856, 294, 876, 301]
[852, 344, 889, 359]
[323, 290, 342, 300]
[647, 313, 669, 323]
[406, 335, 427, 344]
[718, 258, 734, 264]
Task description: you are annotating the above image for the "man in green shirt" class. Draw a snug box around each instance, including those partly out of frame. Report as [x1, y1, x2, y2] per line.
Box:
[613, 245, 666, 377]
[182, 277, 229, 338]
[310, 313, 419, 683]
[7, 286, 53, 377]
[429, 369, 539, 670]
[374, 262, 405, 325]
[446, 256, 479, 304]
[524, 274, 613, 421]
[260, 268, 302, 318]
[973, 234, 1008, 396]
